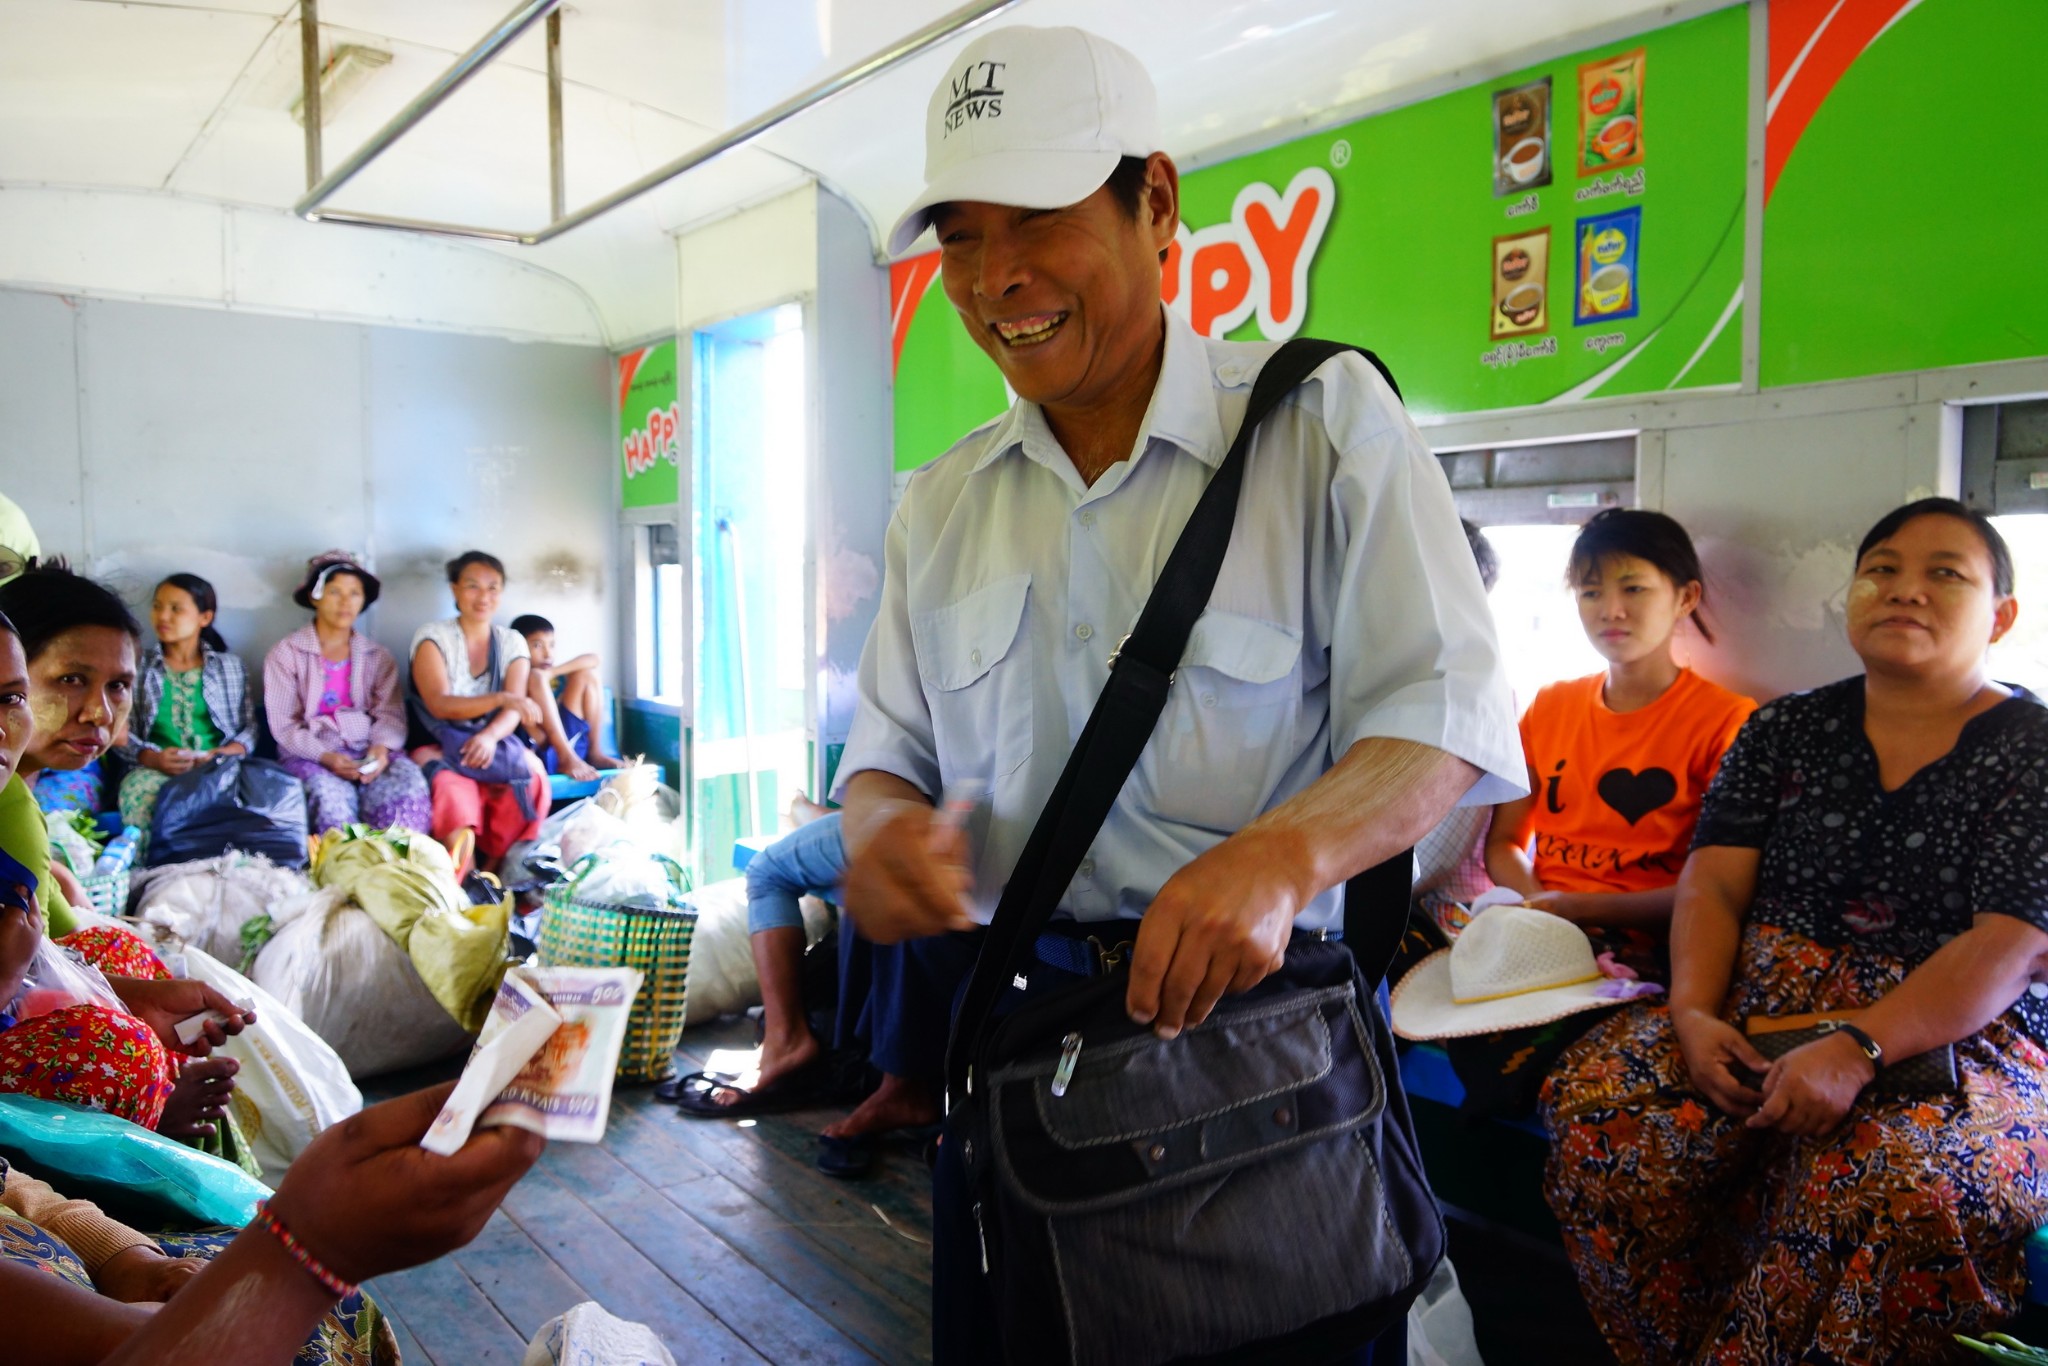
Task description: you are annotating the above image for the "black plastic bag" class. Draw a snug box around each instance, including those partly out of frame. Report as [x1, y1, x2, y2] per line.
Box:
[147, 755, 309, 868]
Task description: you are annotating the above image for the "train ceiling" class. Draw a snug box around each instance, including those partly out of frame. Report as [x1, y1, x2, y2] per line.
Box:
[0, 0, 1733, 345]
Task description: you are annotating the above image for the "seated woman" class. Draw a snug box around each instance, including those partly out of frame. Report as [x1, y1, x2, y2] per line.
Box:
[113, 574, 255, 851]
[1542, 499, 2048, 1362]
[510, 614, 616, 776]
[1454, 511, 1752, 1115]
[0, 572, 252, 1142]
[264, 552, 429, 838]
[409, 552, 551, 875]
[1486, 509, 1754, 972]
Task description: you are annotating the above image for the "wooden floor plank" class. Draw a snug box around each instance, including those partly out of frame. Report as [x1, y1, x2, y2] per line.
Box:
[367, 1254, 530, 1366]
[650, 1166, 932, 1364]
[450, 1209, 599, 1343]
[542, 1137, 877, 1365]
[648, 1103, 935, 1312]
[500, 1161, 770, 1365]
[375, 1297, 426, 1365]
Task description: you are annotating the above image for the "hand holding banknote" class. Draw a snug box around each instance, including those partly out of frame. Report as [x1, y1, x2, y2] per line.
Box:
[267, 1082, 545, 1286]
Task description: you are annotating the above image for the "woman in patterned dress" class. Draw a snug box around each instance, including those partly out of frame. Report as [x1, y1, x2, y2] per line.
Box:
[263, 552, 430, 838]
[1542, 498, 2048, 1364]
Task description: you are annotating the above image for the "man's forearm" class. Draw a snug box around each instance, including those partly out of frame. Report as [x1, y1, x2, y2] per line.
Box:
[839, 770, 934, 858]
[1240, 737, 1481, 909]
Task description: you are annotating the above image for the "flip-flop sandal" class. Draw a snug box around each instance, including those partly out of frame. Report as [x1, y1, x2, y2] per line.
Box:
[816, 1120, 944, 1180]
[815, 1132, 875, 1178]
[672, 1053, 867, 1119]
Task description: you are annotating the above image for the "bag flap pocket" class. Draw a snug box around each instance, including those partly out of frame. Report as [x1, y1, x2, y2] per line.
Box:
[1179, 610, 1301, 684]
[1036, 986, 1346, 1147]
[912, 573, 1030, 692]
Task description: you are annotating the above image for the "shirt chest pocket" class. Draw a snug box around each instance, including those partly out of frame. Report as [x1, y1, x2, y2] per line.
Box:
[1137, 610, 1304, 833]
[912, 573, 1034, 788]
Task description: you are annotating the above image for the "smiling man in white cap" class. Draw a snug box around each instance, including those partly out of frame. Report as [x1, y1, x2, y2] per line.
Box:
[833, 24, 1523, 1361]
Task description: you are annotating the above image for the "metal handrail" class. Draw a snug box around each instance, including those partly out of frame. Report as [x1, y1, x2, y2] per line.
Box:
[294, 0, 1026, 245]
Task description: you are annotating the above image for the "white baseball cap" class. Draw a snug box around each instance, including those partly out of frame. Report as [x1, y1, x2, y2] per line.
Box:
[888, 26, 1161, 256]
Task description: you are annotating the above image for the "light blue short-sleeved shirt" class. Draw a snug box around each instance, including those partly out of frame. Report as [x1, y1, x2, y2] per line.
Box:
[835, 308, 1525, 932]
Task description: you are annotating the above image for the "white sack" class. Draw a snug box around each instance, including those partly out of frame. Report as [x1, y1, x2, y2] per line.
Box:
[679, 878, 833, 1026]
[132, 854, 310, 966]
[523, 1301, 676, 1366]
[178, 945, 362, 1185]
[251, 891, 473, 1079]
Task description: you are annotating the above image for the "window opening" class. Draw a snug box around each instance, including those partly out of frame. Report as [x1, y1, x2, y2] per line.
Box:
[1990, 513, 2048, 697]
[633, 521, 684, 703]
[1481, 523, 1608, 708]
[693, 302, 809, 883]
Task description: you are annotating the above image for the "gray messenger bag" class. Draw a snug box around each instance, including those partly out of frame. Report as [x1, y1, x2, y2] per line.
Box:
[943, 338, 1446, 1366]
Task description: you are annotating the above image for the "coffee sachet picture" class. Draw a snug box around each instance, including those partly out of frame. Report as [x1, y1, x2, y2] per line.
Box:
[1494, 76, 1552, 197]
[1575, 206, 1641, 324]
[1578, 48, 1645, 175]
[1493, 227, 1551, 338]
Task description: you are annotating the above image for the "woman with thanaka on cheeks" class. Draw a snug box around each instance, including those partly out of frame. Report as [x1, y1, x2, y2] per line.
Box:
[1542, 499, 2048, 1362]
[0, 568, 252, 1142]
[1486, 509, 1754, 973]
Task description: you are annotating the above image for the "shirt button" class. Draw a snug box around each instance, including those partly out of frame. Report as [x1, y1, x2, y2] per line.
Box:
[1202, 692, 1218, 708]
[1079, 511, 1096, 528]
[1075, 624, 1093, 641]
[970, 648, 982, 667]
[1078, 859, 1095, 879]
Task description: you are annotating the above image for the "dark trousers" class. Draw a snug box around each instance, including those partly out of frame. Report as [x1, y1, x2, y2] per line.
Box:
[928, 940, 1396, 1365]
[834, 925, 982, 1084]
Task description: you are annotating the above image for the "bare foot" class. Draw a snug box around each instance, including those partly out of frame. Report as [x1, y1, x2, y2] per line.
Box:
[788, 792, 831, 829]
[708, 1027, 823, 1108]
[820, 1074, 938, 1139]
[588, 752, 624, 771]
[565, 758, 600, 783]
[158, 1055, 238, 1140]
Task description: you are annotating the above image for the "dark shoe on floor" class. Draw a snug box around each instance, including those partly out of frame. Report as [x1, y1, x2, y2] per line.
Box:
[815, 1132, 875, 1178]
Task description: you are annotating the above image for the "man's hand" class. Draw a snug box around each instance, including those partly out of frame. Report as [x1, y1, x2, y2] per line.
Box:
[1671, 1006, 1770, 1117]
[1126, 829, 1303, 1039]
[265, 1082, 545, 1285]
[1522, 890, 1583, 921]
[95, 1245, 206, 1304]
[841, 800, 973, 944]
[106, 977, 254, 1055]
[1747, 1029, 1875, 1136]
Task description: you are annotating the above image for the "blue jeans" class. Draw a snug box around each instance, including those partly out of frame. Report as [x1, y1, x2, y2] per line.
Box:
[744, 813, 845, 934]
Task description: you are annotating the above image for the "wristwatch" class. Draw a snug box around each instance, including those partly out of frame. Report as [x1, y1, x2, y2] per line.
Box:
[1825, 1020, 1885, 1069]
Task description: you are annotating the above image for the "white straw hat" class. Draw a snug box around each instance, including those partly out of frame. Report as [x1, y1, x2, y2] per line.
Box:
[1390, 904, 1652, 1041]
[888, 26, 1161, 256]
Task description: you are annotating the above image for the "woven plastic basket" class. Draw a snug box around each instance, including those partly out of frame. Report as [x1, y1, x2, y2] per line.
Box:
[538, 854, 696, 1084]
[77, 868, 130, 919]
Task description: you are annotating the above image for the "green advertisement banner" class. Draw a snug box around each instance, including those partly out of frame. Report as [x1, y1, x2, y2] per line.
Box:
[618, 338, 681, 508]
[1761, 0, 2046, 387]
[892, 7, 1748, 469]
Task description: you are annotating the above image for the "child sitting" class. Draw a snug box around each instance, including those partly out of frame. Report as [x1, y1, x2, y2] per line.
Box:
[510, 615, 620, 774]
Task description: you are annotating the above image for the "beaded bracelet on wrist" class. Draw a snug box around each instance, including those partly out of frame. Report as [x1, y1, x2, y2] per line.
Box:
[253, 1200, 357, 1299]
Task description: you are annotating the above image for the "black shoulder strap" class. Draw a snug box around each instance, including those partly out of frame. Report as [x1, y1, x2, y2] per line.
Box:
[946, 338, 1407, 1098]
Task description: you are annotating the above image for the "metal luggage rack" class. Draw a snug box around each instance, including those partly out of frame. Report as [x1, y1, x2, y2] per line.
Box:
[290, 0, 1024, 245]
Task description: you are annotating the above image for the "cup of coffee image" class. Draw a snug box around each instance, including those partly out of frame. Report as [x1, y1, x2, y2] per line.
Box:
[1585, 264, 1632, 314]
[1499, 283, 1545, 326]
[1594, 115, 1637, 161]
[1506, 137, 1547, 183]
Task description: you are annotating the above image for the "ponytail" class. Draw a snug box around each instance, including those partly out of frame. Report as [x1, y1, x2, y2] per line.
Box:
[200, 624, 229, 654]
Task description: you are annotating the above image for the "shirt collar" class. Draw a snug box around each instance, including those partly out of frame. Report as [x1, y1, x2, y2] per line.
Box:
[968, 307, 1230, 477]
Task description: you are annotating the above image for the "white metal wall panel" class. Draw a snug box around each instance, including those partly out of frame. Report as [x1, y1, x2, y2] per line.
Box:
[0, 290, 87, 556]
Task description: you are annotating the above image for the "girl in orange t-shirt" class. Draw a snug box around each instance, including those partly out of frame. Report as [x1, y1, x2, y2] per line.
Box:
[1486, 509, 1753, 966]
